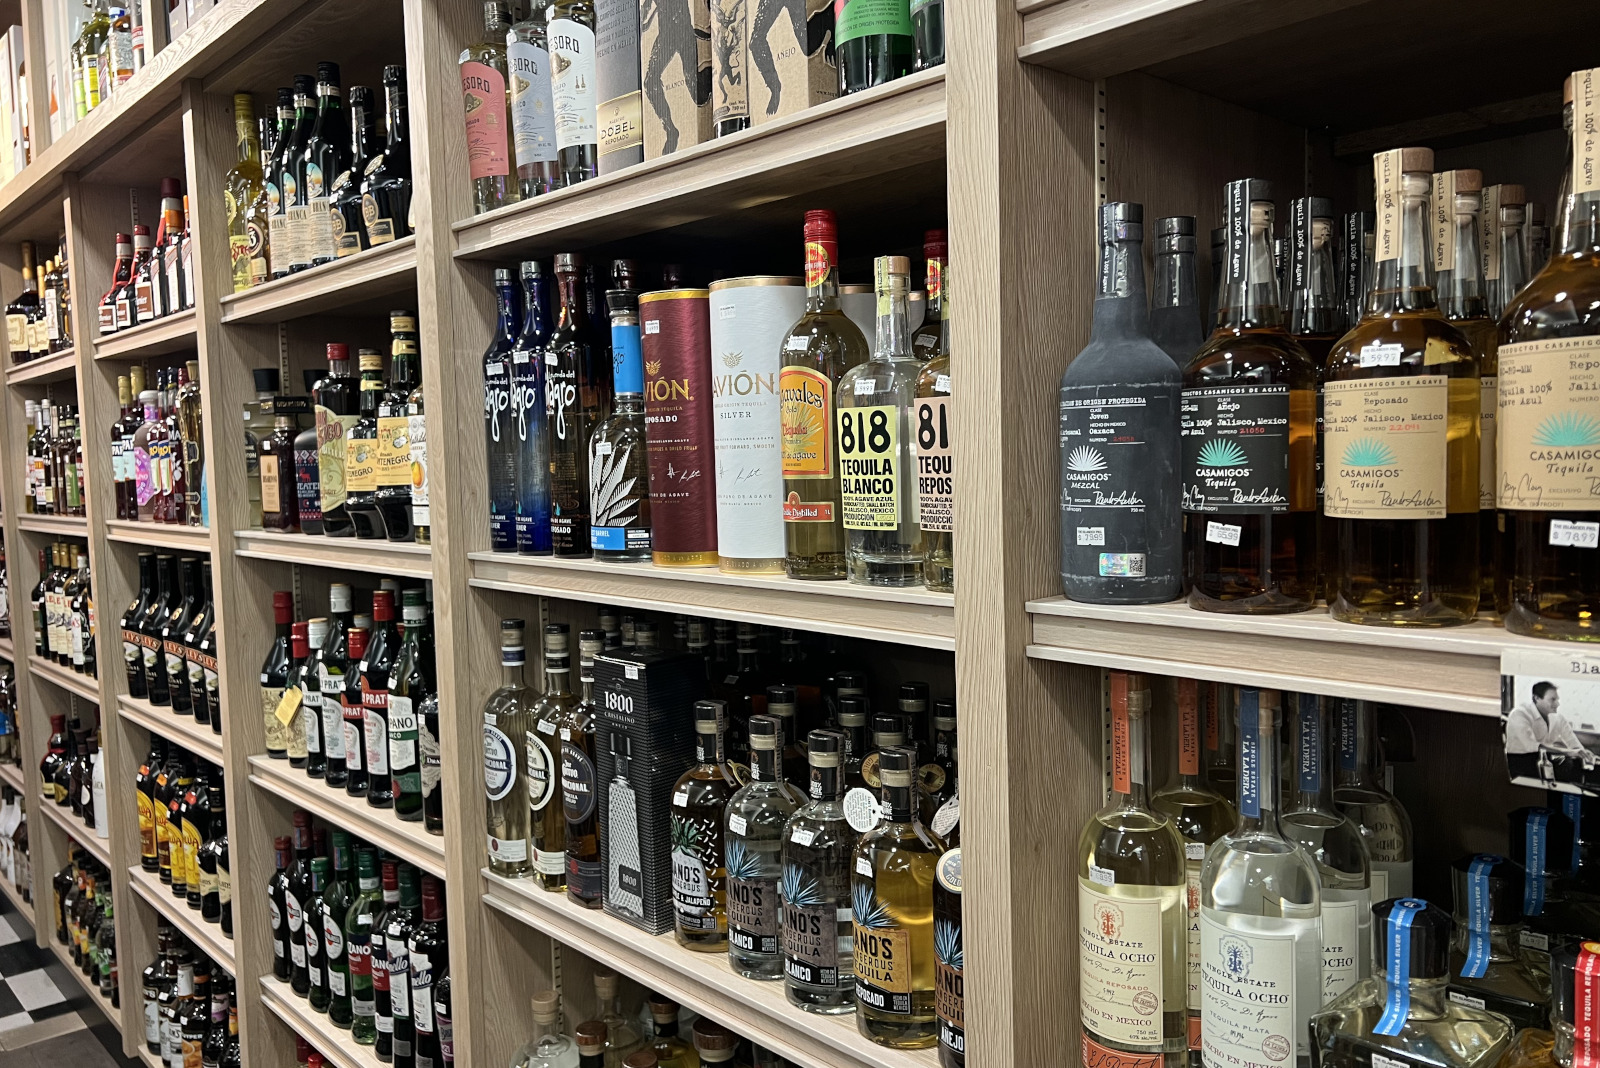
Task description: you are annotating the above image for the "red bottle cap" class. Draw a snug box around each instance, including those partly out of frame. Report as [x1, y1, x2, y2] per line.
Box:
[273, 591, 294, 625]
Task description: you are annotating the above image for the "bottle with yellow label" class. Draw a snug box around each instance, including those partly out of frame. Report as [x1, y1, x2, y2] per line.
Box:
[345, 349, 386, 540]
[1324, 146, 1479, 626]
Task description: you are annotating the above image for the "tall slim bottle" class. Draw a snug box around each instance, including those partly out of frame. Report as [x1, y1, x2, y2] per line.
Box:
[1182, 180, 1317, 613]
[484, 268, 522, 552]
[460, 2, 519, 214]
[484, 620, 534, 877]
[1325, 148, 1479, 625]
[512, 261, 553, 555]
[548, 254, 597, 556]
[1059, 202, 1183, 603]
[1150, 215, 1203, 365]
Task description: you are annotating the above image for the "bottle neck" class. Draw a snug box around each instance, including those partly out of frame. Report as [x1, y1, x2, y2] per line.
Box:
[1091, 237, 1149, 338]
[1369, 169, 1440, 315]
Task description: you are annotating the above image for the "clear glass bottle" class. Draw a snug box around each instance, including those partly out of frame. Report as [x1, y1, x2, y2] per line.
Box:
[513, 260, 553, 555]
[1325, 148, 1480, 625]
[671, 701, 739, 951]
[590, 284, 651, 560]
[1281, 692, 1372, 1005]
[1331, 698, 1413, 901]
[508, 0, 560, 198]
[460, 2, 519, 214]
[484, 619, 534, 877]
[1150, 215, 1204, 365]
[529, 624, 572, 891]
[1199, 687, 1322, 1068]
[1444, 852, 1551, 1031]
[725, 714, 805, 980]
[512, 990, 580, 1068]
[782, 729, 858, 1014]
[913, 261, 954, 592]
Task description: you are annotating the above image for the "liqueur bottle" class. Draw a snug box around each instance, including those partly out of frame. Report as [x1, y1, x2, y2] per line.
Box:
[1444, 853, 1551, 1030]
[670, 700, 739, 951]
[1309, 899, 1512, 1068]
[1059, 202, 1183, 603]
[1325, 148, 1480, 625]
[331, 86, 376, 258]
[362, 67, 414, 246]
[725, 715, 805, 980]
[548, 254, 597, 556]
[780, 210, 870, 579]
[837, 256, 923, 585]
[933, 845, 962, 1067]
[484, 620, 534, 877]
[1183, 181, 1317, 612]
[1077, 672, 1186, 1061]
[836, 0, 911, 95]
[512, 260, 553, 555]
[548, 0, 599, 185]
[1498, 66, 1600, 640]
[484, 268, 522, 552]
[1150, 215, 1204, 365]
[560, 630, 604, 908]
[527, 624, 572, 890]
[260, 591, 294, 760]
[589, 284, 651, 560]
[508, 0, 560, 197]
[1332, 698, 1413, 900]
[345, 350, 386, 539]
[1199, 688, 1321, 1068]
[460, 2, 518, 213]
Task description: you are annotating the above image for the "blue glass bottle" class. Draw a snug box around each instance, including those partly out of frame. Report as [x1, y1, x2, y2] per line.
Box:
[512, 261, 552, 555]
[483, 268, 521, 552]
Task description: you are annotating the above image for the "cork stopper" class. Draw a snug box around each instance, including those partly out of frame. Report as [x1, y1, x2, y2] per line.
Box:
[576, 1021, 607, 1056]
[529, 990, 561, 1025]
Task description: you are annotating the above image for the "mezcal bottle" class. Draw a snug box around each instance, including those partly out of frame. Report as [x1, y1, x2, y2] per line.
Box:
[1331, 698, 1413, 901]
[782, 730, 858, 1014]
[483, 620, 533, 877]
[725, 715, 805, 980]
[1150, 215, 1203, 365]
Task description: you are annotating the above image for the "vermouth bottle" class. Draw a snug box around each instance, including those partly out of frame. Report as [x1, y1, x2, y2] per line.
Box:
[782, 729, 858, 1014]
[1182, 180, 1317, 612]
[1325, 147, 1480, 625]
[1198, 688, 1321, 1068]
[484, 620, 534, 877]
[1498, 65, 1600, 640]
[1077, 672, 1186, 1061]
[725, 715, 805, 979]
[512, 261, 552, 555]
[590, 285, 651, 560]
[1059, 203, 1183, 602]
[529, 624, 572, 891]
[671, 701, 740, 951]
[1150, 215, 1204, 365]
[1331, 698, 1413, 901]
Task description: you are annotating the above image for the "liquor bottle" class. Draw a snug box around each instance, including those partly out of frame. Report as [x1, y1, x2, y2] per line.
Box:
[322, 830, 356, 1026]
[342, 626, 371, 796]
[1498, 66, 1600, 640]
[1331, 698, 1413, 900]
[346, 349, 386, 539]
[284, 813, 314, 992]
[645, 999, 697, 1068]
[725, 714, 805, 980]
[226, 93, 267, 290]
[781, 211, 870, 578]
[97, 232, 131, 335]
[484, 268, 521, 552]
[460, 3, 518, 214]
[387, 589, 433, 821]
[384, 863, 422, 1064]
[301, 619, 330, 774]
[301, 62, 347, 268]
[590, 284, 651, 560]
[278, 75, 318, 278]
[1150, 216, 1203, 365]
[332, 85, 376, 258]
[121, 551, 154, 698]
[512, 260, 552, 555]
[509, 0, 560, 198]
[408, 875, 448, 1068]
[671, 700, 739, 951]
[836, 0, 911, 95]
[1182, 180, 1317, 612]
[1199, 688, 1321, 1068]
[376, 312, 420, 541]
[260, 591, 294, 760]
[485, 619, 534, 877]
[1326, 148, 1479, 624]
[5, 240, 39, 361]
[548, 254, 599, 555]
[198, 779, 228, 931]
[1060, 202, 1183, 602]
[346, 846, 383, 1044]
[1309, 899, 1511, 1068]
[836, 255, 923, 585]
[780, 729, 858, 1013]
[1443, 853, 1551, 1030]
[548, 0, 599, 185]
[361, 589, 400, 807]
[559, 630, 603, 907]
[362, 66, 414, 246]
[260, 406, 301, 532]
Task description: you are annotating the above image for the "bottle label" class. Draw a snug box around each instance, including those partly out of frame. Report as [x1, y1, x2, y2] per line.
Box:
[1199, 910, 1298, 1063]
[388, 694, 419, 777]
[1180, 384, 1297, 513]
[781, 366, 834, 481]
[1497, 338, 1600, 510]
[483, 724, 516, 801]
[1480, 375, 1497, 509]
[561, 739, 596, 823]
[410, 411, 429, 526]
[1320, 893, 1366, 1003]
[914, 395, 953, 533]
[670, 812, 721, 932]
[834, 0, 912, 46]
[1322, 376, 1450, 519]
[322, 667, 347, 759]
[727, 873, 779, 955]
[461, 61, 512, 180]
[837, 404, 902, 530]
[853, 880, 913, 1014]
[550, 20, 598, 152]
[1078, 880, 1168, 1046]
[508, 40, 559, 166]
[347, 436, 379, 494]
[376, 416, 412, 488]
[526, 730, 556, 811]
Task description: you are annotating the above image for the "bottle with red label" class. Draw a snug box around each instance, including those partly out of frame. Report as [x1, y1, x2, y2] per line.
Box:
[460, 2, 518, 215]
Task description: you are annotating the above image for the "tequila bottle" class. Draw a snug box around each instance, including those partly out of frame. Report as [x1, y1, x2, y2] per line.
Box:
[1281, 692, 1372, 1004]
[1332, 698, 1413, 901]
[1199, 688, 1321, 1068]
[1444, 852, 1551, 1031]
[782, 729, 858, 1014]
[1150, 215, 1204, 365]
[1309, 899, 1511, 1068]
[560, 630, 603, 908]
[725, 714, 805, 980]
[484, 620, 534, 877]
[529, 624, 572, 891]
[671, 701, 739, 951]
[590, 285, 651, 560]
[512, 990, 579, 1068]
[1325, 148, 1480, 625]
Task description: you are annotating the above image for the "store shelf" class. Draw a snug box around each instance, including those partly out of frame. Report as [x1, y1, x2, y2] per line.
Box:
[106, 519, 212, 553]
[218, 238, 418, 325]
[234, 530, 432, 579]
[16, 514, 88, 538]
[0, 870, 33, 929]
[117, 695, 226, 767]
[258, 974, 383, 1068]
[4, 349, 77, 385]
[0, 761, 23, 793]
[93, 309, 198, 360]
[468, 553, 955, 650]
[28, 656, 100, 704]
[1024, 596, 1534, 716]
[247, 756, 446, 878]
[46, 938, 117, 1027]
[38, 801, 110, 869]
[127, 866, 234, 973]
[483, 870, 937, 1068]
[451, 68, 947, 260]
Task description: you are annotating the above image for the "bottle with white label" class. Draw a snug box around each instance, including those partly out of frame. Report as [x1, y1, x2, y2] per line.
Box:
[529, 624, 572, 891]
[1199, 687, 1321, 1068]
[1332, 698, 1413, 902]
[1078, 671, 1187, 1062]
[1281, 693, 1372, 1006]
[1443, 853, 1552, 1031]
[725, 714, 806, 980]
[781, 729, 860, 1014]
[483, 619, 534, 877]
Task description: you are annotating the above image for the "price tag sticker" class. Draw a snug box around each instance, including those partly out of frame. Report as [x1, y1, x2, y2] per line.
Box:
[274, 686, 303, 727]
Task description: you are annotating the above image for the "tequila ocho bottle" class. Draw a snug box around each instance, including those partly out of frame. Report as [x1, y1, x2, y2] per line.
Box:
[782, 730, 858, 1014]
[670, 701, 740, 951]
[725, 715, 805, 980]
[1325, 147, 1480, 625]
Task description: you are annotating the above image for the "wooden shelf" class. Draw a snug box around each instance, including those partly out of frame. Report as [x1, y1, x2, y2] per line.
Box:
[234, 530, 432, 579]
[468, 553, 955, 650]
[106, 519, 212, 553]
[16, 514, 88, 538]
[483, 870, 937, 1068]
[39, 801, 110, 869]
[217, 238, 418, 325]
[1024, 596, 1527, 716]
[0, 761, 23, 793]
[258, 974, 383, 1068]
[246, 756, 446, 878]
[46, 938, 117, 1027]
[117, 695, 226, 767]
[93, 309, 199, 360]
[451, 69, 947, 260]
[127, 866, 234, 974]
[4, 349, 76, 385]
[0, 868, 33, 930]
[27, 656, 100, 704]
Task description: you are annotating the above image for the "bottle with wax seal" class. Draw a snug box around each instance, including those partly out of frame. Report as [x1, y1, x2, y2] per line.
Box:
[640, 287, 719, 566]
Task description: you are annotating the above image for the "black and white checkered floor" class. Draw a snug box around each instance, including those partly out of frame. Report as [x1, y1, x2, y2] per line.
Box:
[0, 893, 134, 1065]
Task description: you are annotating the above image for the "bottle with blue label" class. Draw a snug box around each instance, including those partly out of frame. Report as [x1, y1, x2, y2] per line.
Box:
[1443, 853, 1551, 1030]
[588, 278, 651, 561]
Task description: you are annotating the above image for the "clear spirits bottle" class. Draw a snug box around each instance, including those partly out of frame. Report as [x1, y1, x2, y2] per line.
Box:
[513, 260, 553, 555]
[1498, 940, 1599, 1068]
[1150, 215, 1204, 365]
[1059, 203, 1183, 603]
[1183, 179, 1318, 614]
[1199, 687, 1321, 1068]
[512, 991, 580, 1068]
[1325, 148, 1480, 625]
[590, 285, 651, 560]
[1151, 677, 1235, 1054]
[1309, 898, 1512, 1068]
[1331, 698, 1413, 901]
[483, 620, 534, 877]
[484, 268, 521, 552]
[529, 624, 571, 891]
[725, 714, 805, 980]
[782, 729, 857, 1014]
[1281, 692, 1372, 1004]
[1444, 853, 1551, 1030]
[671, 701, 739, 951]
[1078, 671, 1187, 1060]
